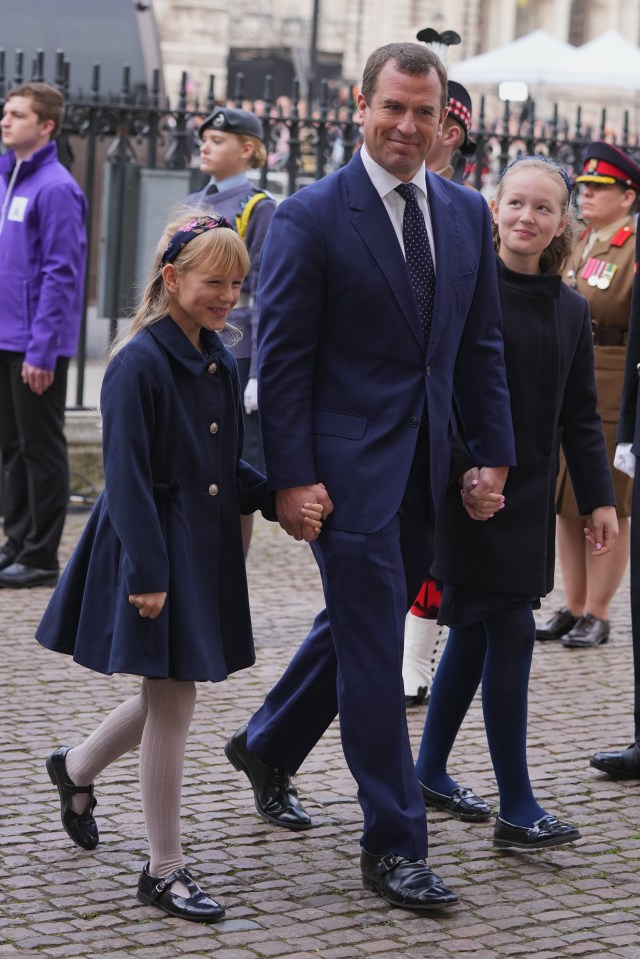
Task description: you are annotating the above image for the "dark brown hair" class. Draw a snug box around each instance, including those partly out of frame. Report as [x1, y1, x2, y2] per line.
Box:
[7, 82, 65, 138]
[360, 43, 448, 112]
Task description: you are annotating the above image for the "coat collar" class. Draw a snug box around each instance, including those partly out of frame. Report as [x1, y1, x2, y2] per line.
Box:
[0, 140, 58, 181]
[147, 315, 234, 375]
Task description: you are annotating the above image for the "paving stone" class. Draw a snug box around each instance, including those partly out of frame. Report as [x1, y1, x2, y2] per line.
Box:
[2, 514, 640, 956]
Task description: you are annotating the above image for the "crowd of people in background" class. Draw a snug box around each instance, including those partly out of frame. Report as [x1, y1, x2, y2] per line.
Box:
[2, 38, 640, 926]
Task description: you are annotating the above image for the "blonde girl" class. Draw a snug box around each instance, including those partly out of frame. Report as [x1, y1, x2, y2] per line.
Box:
[37, 211, 322, 921]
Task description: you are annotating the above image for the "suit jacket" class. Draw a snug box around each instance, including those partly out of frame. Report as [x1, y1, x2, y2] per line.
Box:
[256, 150, 516, 533]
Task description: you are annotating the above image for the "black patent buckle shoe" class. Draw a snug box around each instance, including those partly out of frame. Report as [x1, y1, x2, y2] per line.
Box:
[46, 747, 99, 850]
[360, 848, 458, 911]
[419, 782, 492, 822]
[224, 725, 312, 830]
[137, 863, 225, 923]
[535, 607, 577, 641]
[590, 741, 640, 780]
[493, 814, 581, 851]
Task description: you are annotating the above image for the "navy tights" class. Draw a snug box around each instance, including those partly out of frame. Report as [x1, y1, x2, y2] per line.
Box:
[414, 604, 547, 827]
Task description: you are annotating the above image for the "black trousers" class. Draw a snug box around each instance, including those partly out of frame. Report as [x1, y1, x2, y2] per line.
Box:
[235, 356, 265, 472]
[0, 351, 69, 570]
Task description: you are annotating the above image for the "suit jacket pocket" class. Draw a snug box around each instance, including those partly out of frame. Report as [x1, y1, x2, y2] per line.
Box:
[314, 409, 367, 439]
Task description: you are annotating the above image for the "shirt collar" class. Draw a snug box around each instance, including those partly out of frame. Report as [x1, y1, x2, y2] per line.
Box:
[208, 172, 249, 194]
[360, 143, 428, 201]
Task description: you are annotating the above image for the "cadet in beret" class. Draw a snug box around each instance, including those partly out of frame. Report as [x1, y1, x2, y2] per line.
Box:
[538, 142, 640, 648]
[188, 107, 276, 556]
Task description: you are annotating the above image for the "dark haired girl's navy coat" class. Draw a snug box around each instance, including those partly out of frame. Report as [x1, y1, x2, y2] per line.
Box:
[36, 316, 275, 681]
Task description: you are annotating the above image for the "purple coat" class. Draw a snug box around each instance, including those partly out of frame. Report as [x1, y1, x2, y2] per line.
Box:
[0, 141, 87, 369]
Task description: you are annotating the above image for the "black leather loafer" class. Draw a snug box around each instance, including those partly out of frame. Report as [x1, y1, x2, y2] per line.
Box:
[493, 814, 581, 850]
[224, 725, 312, 830]
[590, 741, 640, 779]
[561, 614, 609, 648]
[420, 782, 492, 822]
[0, 562, 58, 588]
[535, 607, 577, 641]
[137, 863, 225, 922]
[361, 848, 458, 910]
[46, 747, 99, 850]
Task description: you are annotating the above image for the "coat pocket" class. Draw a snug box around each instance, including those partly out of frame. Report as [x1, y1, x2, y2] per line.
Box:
[313, 409, 367, 440]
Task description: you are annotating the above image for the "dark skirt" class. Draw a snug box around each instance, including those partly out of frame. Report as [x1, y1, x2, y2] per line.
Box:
[437, 583, 539, 629]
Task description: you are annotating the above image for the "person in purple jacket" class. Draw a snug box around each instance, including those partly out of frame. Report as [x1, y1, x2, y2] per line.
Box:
[0, 82, 87, 588]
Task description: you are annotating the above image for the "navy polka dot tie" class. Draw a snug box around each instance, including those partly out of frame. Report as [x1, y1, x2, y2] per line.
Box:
[395, 182, 435, 343]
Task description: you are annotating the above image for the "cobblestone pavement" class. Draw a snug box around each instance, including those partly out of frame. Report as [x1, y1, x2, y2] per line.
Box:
[1, 512, 639, 959]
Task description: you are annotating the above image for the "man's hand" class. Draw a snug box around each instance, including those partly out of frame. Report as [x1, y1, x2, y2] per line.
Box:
[584, 506, 618, 557]
[128, 592, 167, 619]
[461, 466, 507, 521]
[276, 484, 334, 541]
[21, 362, 54, 395]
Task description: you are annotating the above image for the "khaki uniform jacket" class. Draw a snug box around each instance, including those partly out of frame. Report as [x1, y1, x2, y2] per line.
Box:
[556, 215, 636, 517]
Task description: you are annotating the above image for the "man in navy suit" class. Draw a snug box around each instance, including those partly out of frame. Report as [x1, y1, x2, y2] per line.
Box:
[225, 42, 516, 910]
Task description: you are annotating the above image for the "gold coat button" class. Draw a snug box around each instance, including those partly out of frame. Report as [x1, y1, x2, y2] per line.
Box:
[209, 422, 219, 434]
[208, 361, 218, 374]
[208, 484, 219, 496]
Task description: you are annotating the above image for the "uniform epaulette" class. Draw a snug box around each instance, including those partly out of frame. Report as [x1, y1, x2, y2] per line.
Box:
[611, 224, 634, 247]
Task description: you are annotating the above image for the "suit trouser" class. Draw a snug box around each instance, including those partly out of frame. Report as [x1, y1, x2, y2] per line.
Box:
[0, 350, 69, 570]
[248, 429, 432, 859]
[631, 465, 640, 742]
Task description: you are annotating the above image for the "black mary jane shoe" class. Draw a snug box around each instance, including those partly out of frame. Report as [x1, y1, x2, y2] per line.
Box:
[137, 863, 225, 923]
[46, 747, 99, 850]
[493, 814, 581, 851]
[420, 782, 492, 822]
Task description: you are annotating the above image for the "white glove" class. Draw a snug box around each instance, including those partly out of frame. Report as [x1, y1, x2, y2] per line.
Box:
[243, 377, 258, 414]
[614, 442, 635, 478]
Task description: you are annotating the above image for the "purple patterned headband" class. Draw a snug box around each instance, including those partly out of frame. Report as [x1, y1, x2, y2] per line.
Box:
[161, 213, 233, 265]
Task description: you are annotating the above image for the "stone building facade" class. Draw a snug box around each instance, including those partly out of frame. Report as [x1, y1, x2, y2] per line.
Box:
[152, 0, 639, 105]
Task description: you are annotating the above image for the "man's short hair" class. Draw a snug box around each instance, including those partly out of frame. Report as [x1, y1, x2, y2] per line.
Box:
[7, 82, 65, 139]
[360, 43, 448, 113]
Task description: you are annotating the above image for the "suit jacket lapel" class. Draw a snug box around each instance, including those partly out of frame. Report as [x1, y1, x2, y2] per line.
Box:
[345, 154, 425, 349]
[425, 169, 455, 353]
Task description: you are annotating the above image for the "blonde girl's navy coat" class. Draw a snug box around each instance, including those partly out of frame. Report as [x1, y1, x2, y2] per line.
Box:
[36, 316, 275, 681]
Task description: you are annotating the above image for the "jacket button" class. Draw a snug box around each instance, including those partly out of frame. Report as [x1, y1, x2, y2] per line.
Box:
[209, 422, 219, 434]
[425, 366, 431, 376]
[208, 361, 218, 374]
[208, 483, 219, 496]
[409, 417, 419, 428]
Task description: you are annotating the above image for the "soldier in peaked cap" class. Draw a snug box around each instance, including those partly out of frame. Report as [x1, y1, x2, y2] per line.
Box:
[426, 80, 476, 184]
[188, 106, 276, 556]
[539, 141, 640, 649]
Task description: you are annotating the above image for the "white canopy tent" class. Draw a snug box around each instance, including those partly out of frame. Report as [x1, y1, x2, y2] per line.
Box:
[549, 29, 640, 89]
[448, 29, 578, 88]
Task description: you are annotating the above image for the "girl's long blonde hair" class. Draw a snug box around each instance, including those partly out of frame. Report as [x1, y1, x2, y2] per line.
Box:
[492, 155, 578, 275]
[111, 206, 250, 357]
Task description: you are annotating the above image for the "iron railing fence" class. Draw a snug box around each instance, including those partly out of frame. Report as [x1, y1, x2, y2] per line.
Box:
[1, 48, 639, 406]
